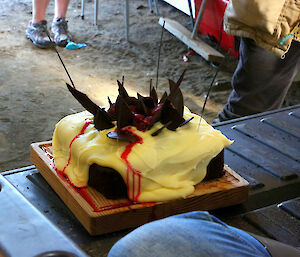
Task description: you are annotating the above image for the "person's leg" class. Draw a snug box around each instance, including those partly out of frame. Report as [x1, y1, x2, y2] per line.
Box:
[218, 38, 300, 121]
[54, 0, 70, 19]
[32, 0, 51, 23]
[26, 0, 54, 48]
[108, 211, 271, 257]
[52, 0, 72, 47]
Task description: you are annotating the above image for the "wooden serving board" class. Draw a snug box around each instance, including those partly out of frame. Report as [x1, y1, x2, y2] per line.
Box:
[30, 141, 249, 235]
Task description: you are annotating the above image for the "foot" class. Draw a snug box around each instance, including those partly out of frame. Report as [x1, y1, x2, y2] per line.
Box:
[26, 20, 54, 49]
[52, 18, 72, 47]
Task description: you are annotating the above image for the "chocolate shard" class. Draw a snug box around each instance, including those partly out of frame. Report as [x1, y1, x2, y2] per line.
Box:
[108, 96, 113, 106]
[151, 121, 172, 136]
[117, 80, 139, 106]
[107, 96, 117, 120]
[94, 108, 115, 130]
[168, 79, 184, 117]
[107, 131, 139, 143]
[161, 99, 185, 131]
[204, 150, 225, 181]
[149, 79, 158, 104]
[159, 91, 168, 104]
[147, 104, 163, 129]
[115, 95, 133, 131]
[137, 93, 148, 115]
[180, 116, 194, 127]
[176, 69, 186, 88]
[88, 163, 128, 199]
[117, 80, 129, 99]
[66, 83, 99, 116]
[144, 97, 155, 109]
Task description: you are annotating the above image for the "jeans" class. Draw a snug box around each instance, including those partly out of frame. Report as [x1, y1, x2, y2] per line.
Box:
[108, 211, 271, 257]
[218, 38, 300, 121]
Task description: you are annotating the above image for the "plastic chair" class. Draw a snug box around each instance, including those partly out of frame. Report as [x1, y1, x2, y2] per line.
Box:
[80, 0, 159, 41]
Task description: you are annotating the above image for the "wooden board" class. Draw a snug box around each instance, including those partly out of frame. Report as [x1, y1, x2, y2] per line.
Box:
[30, 141, 249, 235]
[159, 17, 224, 63]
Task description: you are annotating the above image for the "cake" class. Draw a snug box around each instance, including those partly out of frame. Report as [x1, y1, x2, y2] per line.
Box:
[52, 71, 233, 202]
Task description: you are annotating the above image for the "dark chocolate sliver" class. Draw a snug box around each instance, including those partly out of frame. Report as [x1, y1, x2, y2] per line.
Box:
[161, 99, 184, 130]
[147, 104, 163, 129]
[180, 116, 194, 127]
[94, 108, 115, 130]
[168, 79, 184, 117]
[141, 96, 155, 110]
[149, 79, 158, 104]
[107, 97, 117, 120]
[175, 69, 186, 88]
[151, 121, 172, 136]
[137, 93, 149, 115]
[107, 131, 139, 143]
[117, 80, 139, 106]
[115, 96, 133, 131]
[117, 79, 129, 99]
[66, 83, 99, 116]
[204, 150, 225, 181]
[159, 91, 168, 104]
[108, 96, 113, 107]
[88, 164, 128, 200]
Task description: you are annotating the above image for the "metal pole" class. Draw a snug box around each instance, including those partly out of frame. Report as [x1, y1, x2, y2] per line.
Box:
[94, 0, 99, 26]
[125, 0, 129, 41]
[81, 0, 85, 19]
[148, 0, 153, 13]
[187, 0, 194, 29]
[153, 0, 159, 16]
[191, 0, 208, 39]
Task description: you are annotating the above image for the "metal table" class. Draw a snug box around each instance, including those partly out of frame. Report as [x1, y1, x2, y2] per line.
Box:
[1, 104, 299, 256]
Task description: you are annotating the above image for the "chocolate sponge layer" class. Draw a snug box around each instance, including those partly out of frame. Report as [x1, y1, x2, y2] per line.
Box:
[88, 164, 128, 199]
[88, 150, 225, 200]
[204, 149, 225, 181]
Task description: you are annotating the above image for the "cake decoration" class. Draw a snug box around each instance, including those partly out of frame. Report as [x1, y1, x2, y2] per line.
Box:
[66, 70, 192, 142]
[52, 71, 233, 203]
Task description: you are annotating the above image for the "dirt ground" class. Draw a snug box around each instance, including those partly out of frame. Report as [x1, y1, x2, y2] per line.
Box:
[0, 0, 299, 171]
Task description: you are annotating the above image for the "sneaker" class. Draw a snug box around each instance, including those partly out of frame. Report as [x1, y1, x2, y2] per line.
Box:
[52, 18, 72, 47]
[26, 20, 54, 49]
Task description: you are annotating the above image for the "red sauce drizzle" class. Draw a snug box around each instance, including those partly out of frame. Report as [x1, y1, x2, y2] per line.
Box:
[53, 168, 132, 212]
[46, 120, 145, 212]
[53, 118, 107, 212]
[120, 127, 143, 202]
[76, 188, 132, 212]
[60, 119, 94, 173]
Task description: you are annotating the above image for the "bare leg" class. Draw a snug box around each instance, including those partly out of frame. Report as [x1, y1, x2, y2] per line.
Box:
[54, 0, 70, 20]
[32, 0, 51, 23]
[51, 0, 72, 46]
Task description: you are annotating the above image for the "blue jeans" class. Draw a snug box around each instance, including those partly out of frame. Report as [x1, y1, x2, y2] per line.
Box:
[108, 211, 271, 257]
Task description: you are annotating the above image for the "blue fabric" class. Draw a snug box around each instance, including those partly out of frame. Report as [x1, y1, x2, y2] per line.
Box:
[65, 40, 87, 50]
[108, 211, 271, 257]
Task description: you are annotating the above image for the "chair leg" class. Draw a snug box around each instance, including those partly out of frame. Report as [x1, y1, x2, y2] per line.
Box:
[148, 0, 153, 13]
[153, 0, 159, 16]
[125, 0, 129, 41]
[81, 0, 85, 19]
[94, 0, 99, 26]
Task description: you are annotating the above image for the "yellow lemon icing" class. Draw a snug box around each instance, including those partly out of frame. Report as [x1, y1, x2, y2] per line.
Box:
[52, 107, 232, 202]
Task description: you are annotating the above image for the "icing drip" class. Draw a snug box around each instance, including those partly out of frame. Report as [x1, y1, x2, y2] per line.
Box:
[120, 127, 143, 202]
[60, 118, 93, 174]
[52, 120, 144, 211]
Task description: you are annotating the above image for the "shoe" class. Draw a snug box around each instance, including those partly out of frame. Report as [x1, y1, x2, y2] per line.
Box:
[26, 20, 54, 48]
[52, 18, 72, 47]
